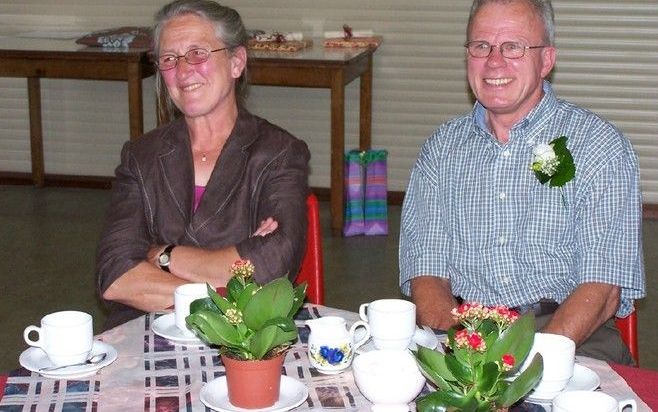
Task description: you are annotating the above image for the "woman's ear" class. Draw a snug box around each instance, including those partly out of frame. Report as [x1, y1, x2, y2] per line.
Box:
[230, 46, 247, 79]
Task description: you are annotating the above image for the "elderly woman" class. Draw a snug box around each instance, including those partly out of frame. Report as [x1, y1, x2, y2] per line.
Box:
[96, 0, 310, 329]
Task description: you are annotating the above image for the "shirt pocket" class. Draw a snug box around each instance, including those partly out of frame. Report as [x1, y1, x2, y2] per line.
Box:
[521, 184, 573, 247]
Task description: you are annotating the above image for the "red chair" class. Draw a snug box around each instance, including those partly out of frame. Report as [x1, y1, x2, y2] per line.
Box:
[295, 193, 325, 305]
[615, 310, 639, 365]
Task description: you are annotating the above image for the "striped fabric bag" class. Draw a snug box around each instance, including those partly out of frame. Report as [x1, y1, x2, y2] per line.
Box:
[363, 150, 388, 235]
[343, 150, 366, 236]
[343, 149, 389, 236]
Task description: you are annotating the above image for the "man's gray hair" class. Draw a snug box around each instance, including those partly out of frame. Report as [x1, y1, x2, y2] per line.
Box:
[467, 0, 555, 46]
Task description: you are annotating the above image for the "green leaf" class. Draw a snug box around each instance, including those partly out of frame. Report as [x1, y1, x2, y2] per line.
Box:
[476, 361, 499, 393]
[416, 390, 478, 412]
[243, 278, 294, 331]
[533, 169, 551, 184]
[485, 312, 535, 368]
[289, 282, 307, 318]
[262, 316, 297, 333]
[207, 283, 233, 314]
[445, 351, 473, 385]
[249, 325, 298, 359]
[549, 136, 576, 187]
[236, 282, 259, 310]
[189, 297, 221, 315]
[226, 276, 246, 303]
[413, 347, 456, 391]
[499, 353, 544, 407]
[186, 310, 242, 347]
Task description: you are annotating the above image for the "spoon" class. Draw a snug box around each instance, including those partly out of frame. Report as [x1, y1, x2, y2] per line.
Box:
[39, 353, 108, 372]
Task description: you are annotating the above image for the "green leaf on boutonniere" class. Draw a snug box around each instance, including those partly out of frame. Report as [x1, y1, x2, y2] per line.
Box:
[548, 136, 575, 187]
[531, 135, 575, 188]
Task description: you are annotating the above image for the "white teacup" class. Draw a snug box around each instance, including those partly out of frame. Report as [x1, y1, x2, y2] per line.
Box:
[522, 333, 575, 397]
[23, 310, 93, 367]
[175, 283, 209, 336]
[359, 299, 416, 350]
[552, 390, 637, 412]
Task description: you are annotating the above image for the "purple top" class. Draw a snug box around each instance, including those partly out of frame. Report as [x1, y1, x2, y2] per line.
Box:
[194, 185, 205, 212]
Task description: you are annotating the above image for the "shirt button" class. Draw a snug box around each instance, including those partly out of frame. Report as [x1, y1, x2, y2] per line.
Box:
[501, 276, 511, 284]
[498, 236, 506, 245]
[503, 150, 511, 157]
[499, 192, 507, 200]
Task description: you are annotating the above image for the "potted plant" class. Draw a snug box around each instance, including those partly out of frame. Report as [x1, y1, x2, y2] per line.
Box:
[412, 303, 543, 412]
[186, 260, 307, 409]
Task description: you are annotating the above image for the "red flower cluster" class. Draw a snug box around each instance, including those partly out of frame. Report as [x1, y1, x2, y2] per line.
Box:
[451, 303, 520, 329]
[455, 329, 487, 352]
[230, 259, 255, 280]
[501, 353, 515, 371]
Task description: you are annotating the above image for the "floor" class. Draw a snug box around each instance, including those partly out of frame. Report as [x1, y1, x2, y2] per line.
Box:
[0, 185, 656, 373]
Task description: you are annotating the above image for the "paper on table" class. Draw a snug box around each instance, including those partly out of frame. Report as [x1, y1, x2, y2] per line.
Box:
[324, 30, 374, 38]
[16, 31, 89, 40]
[254, 31, 304, 42]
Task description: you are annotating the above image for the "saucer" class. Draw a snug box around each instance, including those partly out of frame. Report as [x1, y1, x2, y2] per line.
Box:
[152, 313, 204, 344]
[20, 341, 118, 379]
[409, 327, 440, 351]
[525, 364, 600, 405]
[356, 327, 440, 354]
[200, 375, 308, 412]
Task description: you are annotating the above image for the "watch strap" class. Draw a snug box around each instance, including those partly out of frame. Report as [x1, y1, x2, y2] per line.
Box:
[158, 244, 175, 272]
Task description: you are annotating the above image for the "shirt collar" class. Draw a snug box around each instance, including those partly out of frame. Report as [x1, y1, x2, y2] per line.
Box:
[472, 80, 558, 143]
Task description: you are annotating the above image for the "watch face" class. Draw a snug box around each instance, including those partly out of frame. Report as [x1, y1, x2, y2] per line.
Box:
[158, 253, 170, 266]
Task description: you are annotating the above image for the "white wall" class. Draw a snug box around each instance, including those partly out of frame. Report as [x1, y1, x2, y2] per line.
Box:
[1, 1, 657, 199]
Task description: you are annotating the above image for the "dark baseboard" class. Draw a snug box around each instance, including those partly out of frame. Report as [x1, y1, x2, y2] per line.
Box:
[0, 172, 112, 189]
[5, 172, 658, 214]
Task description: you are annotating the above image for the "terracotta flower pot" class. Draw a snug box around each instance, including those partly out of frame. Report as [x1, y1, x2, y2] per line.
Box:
[221, 353, 285, 409]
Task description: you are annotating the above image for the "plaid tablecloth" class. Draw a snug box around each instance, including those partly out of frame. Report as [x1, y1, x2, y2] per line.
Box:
[0, 304, 651, 411]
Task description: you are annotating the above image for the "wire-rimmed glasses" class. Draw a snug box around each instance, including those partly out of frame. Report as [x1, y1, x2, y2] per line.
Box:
[155, 47, 229, 71]
[464, 41, 547, 59]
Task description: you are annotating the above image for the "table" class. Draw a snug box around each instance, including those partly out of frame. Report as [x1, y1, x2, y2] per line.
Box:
[0, 304, 654, 411]
[247, 46, 378, 235]
[0, 36, 156, 187]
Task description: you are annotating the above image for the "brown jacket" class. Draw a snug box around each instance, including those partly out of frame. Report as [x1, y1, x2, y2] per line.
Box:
[96, 110, 310, 329]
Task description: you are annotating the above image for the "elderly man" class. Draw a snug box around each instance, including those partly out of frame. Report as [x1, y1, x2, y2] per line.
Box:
[399, 0, 645, 364]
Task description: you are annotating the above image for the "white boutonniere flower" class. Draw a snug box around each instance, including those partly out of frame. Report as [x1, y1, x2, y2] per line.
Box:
[531, 136, 575, 204]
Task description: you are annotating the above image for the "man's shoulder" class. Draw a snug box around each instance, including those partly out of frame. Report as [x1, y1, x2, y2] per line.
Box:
[554, 98, 631, 153]
[426, 113, 475, 145]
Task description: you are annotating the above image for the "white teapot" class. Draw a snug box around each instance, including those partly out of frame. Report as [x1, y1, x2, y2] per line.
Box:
[306, 316, 370, 374]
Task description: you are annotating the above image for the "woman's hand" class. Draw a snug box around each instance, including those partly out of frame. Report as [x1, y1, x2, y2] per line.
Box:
[252, 217, 278, 237]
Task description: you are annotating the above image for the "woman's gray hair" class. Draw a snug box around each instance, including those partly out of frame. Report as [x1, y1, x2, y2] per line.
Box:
[467, 0, 555, 46]
[153, 0, 249, 122]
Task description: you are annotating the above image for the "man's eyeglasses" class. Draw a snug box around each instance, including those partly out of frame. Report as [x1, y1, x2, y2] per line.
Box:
[464, 41, 547, 59]
[155, 47, 229, 71]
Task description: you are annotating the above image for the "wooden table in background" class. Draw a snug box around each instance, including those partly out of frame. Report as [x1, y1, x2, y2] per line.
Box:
[0, 36, 155, 187]
[248, 45, 378, 235]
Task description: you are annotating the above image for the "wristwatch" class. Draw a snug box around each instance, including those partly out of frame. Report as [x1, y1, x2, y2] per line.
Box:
[158, 244, 175, 272]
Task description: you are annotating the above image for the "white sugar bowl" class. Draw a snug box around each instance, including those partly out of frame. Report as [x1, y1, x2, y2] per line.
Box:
[352, 349, 426, 412]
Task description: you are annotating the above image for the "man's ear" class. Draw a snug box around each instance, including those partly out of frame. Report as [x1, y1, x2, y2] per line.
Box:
[541, 46, 557, 78]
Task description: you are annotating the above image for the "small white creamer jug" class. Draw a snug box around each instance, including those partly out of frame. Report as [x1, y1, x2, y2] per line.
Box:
[306, 316, 370, 374]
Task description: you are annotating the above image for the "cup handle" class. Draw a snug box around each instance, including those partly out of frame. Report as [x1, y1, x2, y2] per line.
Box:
[358, 303, 369, 322]
[618, 399, 637, 412]
[350, 320, 371, 350]
[23, 325, 42, 347]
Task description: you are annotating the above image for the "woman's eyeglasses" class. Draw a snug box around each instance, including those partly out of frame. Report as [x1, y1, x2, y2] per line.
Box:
[155, 47, 229, 71]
